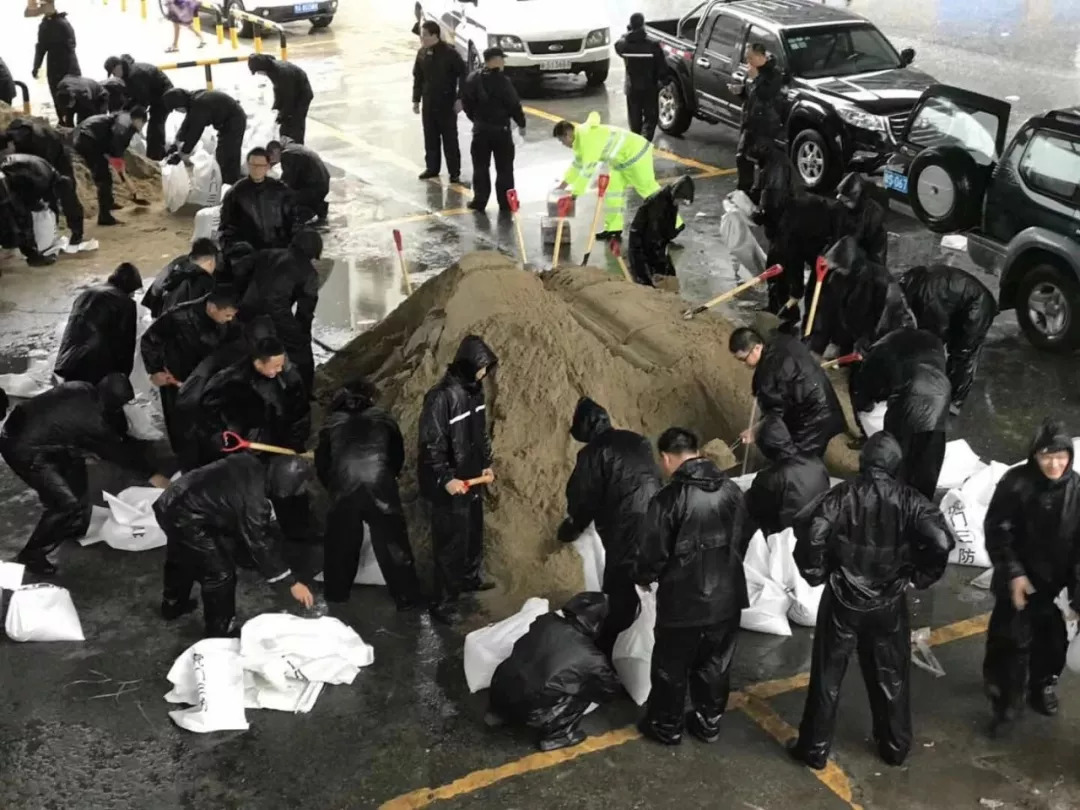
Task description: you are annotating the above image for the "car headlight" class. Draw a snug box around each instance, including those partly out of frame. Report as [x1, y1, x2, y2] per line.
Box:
[836, 105, 887, 133]
[488, 35, 525, 52]
[585, 28, 609, 47]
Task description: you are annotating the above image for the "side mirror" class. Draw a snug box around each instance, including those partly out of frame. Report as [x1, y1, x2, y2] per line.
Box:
[900, 47, 915, 66]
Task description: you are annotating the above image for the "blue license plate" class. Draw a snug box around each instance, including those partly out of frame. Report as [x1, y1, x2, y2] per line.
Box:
[294, 2, 318, 12]
[884, 169, 908, 194]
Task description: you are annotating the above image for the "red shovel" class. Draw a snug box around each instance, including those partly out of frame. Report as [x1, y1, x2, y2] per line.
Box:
[609, 237, 634, 283]
[804, 256, 829, 338]
[820, 352, 863, 369]
[461, 473, 495, 492]
[580, 173, 610, 266]
[221, 431, 314, 459]
[393, 229, 414, 295]
[506, 189, 527, 270]
[682, 265, 783, 319]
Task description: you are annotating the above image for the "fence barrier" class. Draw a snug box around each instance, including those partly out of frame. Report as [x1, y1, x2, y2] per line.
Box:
[12, 81, 31, 115]
[157, 55, 247, 91]
[228, 8, 288, 60]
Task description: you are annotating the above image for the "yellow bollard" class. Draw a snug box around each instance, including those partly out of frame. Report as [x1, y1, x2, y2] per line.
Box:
[193, 17, 201, 33]
[254, 34, 263, 53]
[140, 0, 146, 19]
[204, 64, 214, 90]
[230, 25, 239, 48]
[280, 45, 288, 61]
[216, 23, 224, 44]
[120, 0, 126, 12]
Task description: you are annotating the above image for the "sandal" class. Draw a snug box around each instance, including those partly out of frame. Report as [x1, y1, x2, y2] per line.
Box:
[197, 39, 207, 48]
[165, 46, 179, 53]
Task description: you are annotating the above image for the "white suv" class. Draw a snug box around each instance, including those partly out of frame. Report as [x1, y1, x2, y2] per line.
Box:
[419, 0, 611, 85]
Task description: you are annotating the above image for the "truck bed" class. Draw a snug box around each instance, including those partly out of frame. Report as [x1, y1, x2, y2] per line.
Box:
[645, 15, 702, 46]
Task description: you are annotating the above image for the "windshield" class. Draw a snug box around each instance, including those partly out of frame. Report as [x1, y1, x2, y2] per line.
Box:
[907, 96, 1001, 165]
[785, 24, 902, 79]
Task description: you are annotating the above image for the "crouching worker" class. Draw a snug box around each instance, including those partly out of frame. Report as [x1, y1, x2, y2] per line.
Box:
[155, 454, 315, 637]
[627, 175, 693, 286]
[55, 262, 142, 385]
[636, 427, 750, 746]
[316, 380, 425, 611]
[0, 373, 170, 575]
[789, 432, 953, 770]
[488, 592, 622, 752]
[0, 150, 86, 259]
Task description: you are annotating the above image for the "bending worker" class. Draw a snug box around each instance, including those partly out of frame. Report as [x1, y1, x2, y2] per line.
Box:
[162, 87, 247, 186]
[54, 262, 142, 384]
[104, 54, 174, 160]
[0, 150, 85, 259]
[554, 112, 682, 241]
[248, 54, 313, 145]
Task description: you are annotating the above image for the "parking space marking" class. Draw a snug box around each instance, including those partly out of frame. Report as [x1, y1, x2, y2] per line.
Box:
[375, 612, 992, 809]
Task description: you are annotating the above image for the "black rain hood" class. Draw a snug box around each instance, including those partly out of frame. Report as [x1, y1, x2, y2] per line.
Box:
[562, 591, 608, 637]
[329, 378, 378, 414]
[107, 261, 142, 294]
[291, 229, 323, 261]
[97, 372, 134, 411]
[672, 455, 726, 493]
[450, 335, 498, 383]
[570, 396, 611, 443]
[861, 432, 903, 479]
[671, 174, 694, 205]
[104, 54, 134, 78]
[836, 172, 868, 208]
[265, 455, 312, 499]
[247, 53, 277, 74]
[1029, 417, 1074, 479]
[823, 235, 863, 278]
[757, 418, 798, 463]
[161, 87, 191, 111]
[0, 388, 9, 421]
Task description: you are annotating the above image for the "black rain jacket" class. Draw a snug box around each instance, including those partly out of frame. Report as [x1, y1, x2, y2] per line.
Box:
[315, 388, 405, 515]
[154, 453, 302, 586]
[412, 41, 466, 109]
[898, 264, 997, 351]
[793, 432, 953, 608]
[108, 55, 172, 108]
[54, 277, 139, 383]
[142, 254, 216, 318]
[418, 335, 497, 499]
[248, 54, 313, 114]
[614, 27, 669, 92]
[280, 143, 330, 197]
[461, 67, 526, 132]
[219, 177, 297, 252]
[638, 456, 750, 628]
[173, 341, 251, 463]
[851, 328, 950, 434]
[628, 175, 692, 285]
[6, 117, 74, 178]
[747, 418, 831, 537]
[55, 75, 106, 119]
[836, 173, 887, 266]
[0, 374, 148, 474]
[0, 57, 14, 104]
[140, 295, 234, 383]
[489, 592, 621, 722]
[753, 332, 845, 458]
[163, 88, 246, 155]
[34, 12, 80, 85]
[238, 245, 319, 344]
[985, 419, 1080, 600]
[564, 397, 661, 576]
[740, 57, 783, 138]
[0, 153, 61, 202]
[74, 112, 139, 158]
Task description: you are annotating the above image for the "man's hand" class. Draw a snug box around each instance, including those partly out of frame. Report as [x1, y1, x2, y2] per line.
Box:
[1010, 575, 1035, 610]
[445, 478, 468, 496]
[31, 69, 39, 80]
[290, 582, 314, 608]
[482, 467, 495, 482]
[739, 427, 755, 445]
[453, 99, 463, 114]
[781, 297, 800, 312]
[412, 102, 420, 115]
[149, 473, 171, 489]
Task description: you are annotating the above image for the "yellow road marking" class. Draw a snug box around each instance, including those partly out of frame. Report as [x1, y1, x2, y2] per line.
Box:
[929, 613, 989, 645]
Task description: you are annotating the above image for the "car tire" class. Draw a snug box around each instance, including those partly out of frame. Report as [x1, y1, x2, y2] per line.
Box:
[310, 16, 333, 29]
[585, 64, 609, 87]
[224, 0, 254, 38]
[791, 128, 839, 191]
[907, 146, 983, 233]
[657, 80, 692, 136]
[1015, 261, 1080, 352]
[467, 43, 483, 74]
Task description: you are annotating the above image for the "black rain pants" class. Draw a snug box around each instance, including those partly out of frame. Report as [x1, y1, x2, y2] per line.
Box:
[421, 104, 460, 177]
[626, 87, 659, 142]
[161, 527, 238, 637]
[470, 126, 514, 210]
[429, 490, 483, 604]
[1, 448, 91, 564]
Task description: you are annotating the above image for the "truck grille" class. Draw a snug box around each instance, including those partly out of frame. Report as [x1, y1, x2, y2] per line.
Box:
[527, 38, 582, 55]
[888, 111, 911, 140]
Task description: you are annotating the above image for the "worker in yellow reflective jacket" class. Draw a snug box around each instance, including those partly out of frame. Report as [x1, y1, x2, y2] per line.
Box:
[554, 112, 683, 239]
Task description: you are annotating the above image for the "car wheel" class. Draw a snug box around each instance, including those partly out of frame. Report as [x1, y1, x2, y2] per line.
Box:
[907, 146, 983, 234]
[310, 15, 333, 29]
[657, 81, 691, 136]
[791, 128, 839, 191]
[1015, 261, 1080, 352]
[467, 42, 482, 73]
[224, 0, 254, 38]
[585, 65, 609, 86]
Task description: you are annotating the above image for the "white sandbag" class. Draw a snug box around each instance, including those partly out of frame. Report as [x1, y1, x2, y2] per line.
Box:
[32, 208, 59, 254]
[741, 562, 793, 637]
[938, 439, 986, 490]
[241, 115, 279, 176]
[943, 461, 1011, 568]
[463, 597, 549, 693]
[858, 402, 887, 437]
[243, 672, 323, 713]
[313, 524, 386, 586]
[124, 401, 165, 441]
[572, 523, 605, 592]
[0, 561, 26, 590]
[186, 149, 223, 208]
[129, 132, 147, 157]
[78, 505, 112, 546]
[162, 162, 192, 212]
[192, 205, 222, 241]
[99, 486, 167, 552]
[612, 585, 657, 706]
[166, 638, 250, 732]
[4, 584, 85, 642]
[719, 193, 766, 276]
[769, 528, 824, 628]
[239, 614, 374, 690]
[1067, 634, 1080, 674]
[0, 357, 55, 397]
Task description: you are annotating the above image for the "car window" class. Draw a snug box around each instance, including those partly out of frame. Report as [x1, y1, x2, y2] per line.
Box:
[906, 96, 1002, 166]
[741, 25, 785, 69]
[1019, 131, 1080, 203]
[704, 12, 741, 57]
[785, 24, 901, 78]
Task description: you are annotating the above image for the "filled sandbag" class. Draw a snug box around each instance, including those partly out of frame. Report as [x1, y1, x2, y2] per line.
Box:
[463, 597, 549, 693]
[4, 584, 85, 642]
[942, 461, 1010, 567]
[612, 585, 657, 705]
[572, 523, 605, 592]
[98, 486, 168, 552]
[937, 439, 986, 490]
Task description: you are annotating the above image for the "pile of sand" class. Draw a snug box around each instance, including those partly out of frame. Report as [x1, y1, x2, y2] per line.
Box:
[318, 252, 859, 616]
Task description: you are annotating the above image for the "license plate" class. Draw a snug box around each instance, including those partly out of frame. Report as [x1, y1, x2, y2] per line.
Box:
[884, 169, 908, 194]
[294, 2, 319, 12]
[540, 59, 572, 71]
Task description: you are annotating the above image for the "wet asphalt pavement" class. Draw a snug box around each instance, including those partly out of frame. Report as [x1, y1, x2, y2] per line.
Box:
[2, 1, 1080, 808]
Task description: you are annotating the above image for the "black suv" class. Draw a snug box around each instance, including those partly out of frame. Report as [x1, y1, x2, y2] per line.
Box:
[884, 86, 1080, 352]
[645, 0, 935, 190]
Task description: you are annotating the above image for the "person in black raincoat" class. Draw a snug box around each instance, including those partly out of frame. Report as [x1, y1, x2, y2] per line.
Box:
[102, 76, 127, 112]
[247, 54, 313, 145]
[73, 108, 147, 226]
[731, 42, 783, 194]
[162, 87, 246, 185]
[5, 116, 75, 181]
[418, 334, 498, 623]
[627, 176, 693, 286]
[412, 22, 466, 182]
[141, 287, 239, 451]
[899, 264, 997, 414]
[267, 139, 330, 225]
[238, 230, 321, 392]
[218, 147, 298, 253]
[54, 75, 107, 127]
[54, 262, 142, 384]
[29, 2, 81, 114]
[156, 453, 315, 637]
[172, 338, 252, 471]
[0, 373, 169, 575]
[836, 172, 887, 267]
[614, 13, 670, 141]
[488, 592, 622, 751]
[0, 57, 15, 107]
[851, 328, 950, 499]
[316, 379, 425, 610]
[635, 427, 750, 746]
[746, 418, 830, 537]
[558, 396, 662, 656]
[983, 418, 1080, 729]
[104, 55, 173, 160]
[729, 327, 845, 458]
[789, 432, 953, 769]
[0, 150, 85, 259]
[142, 237, 220, 318]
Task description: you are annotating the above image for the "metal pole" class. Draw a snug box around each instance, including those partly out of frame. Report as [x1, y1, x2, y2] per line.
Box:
[254, 33, 263, 53]
[140, 0, 147, 19]
[279, 30, 287, 60]
[230, 21, 239, 48]
[216, 21, 224, 43]
[204, 64, 214, 90]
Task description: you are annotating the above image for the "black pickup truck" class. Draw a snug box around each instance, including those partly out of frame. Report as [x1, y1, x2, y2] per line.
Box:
[646, 0, 935, 191]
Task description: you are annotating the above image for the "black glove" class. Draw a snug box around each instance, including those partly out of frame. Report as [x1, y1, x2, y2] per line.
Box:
[556, 517, 579, 544]
[166, 152, 183, 166]
[31, 69, 39, 80]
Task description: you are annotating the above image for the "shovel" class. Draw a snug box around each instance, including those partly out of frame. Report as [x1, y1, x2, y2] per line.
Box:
[609, 237, 634, 283]
[820, 352, 862, 370]
[393, 229, 414, 295]
[551, 194, 573, 269]
[803, 256, 829, 338]
[506, 189, 527, 270]
[461, 473, 495, 492]
[682, 265, 783, 319]
[580, 173, 610, 266]
[221, 431, 314, 459]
